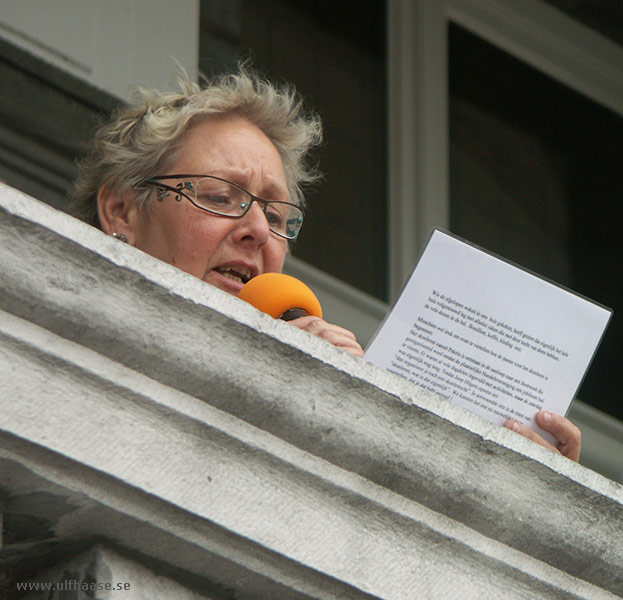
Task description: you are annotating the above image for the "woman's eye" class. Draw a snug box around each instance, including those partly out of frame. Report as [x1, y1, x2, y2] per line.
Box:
[209, 195, 230, 204]
[198, 194, 231, 206]
[265, 210, 284, 226]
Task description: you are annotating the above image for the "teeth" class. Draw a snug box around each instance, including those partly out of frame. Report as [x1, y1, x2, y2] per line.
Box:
[222, 271, 242, 282]
[217, 265, 252, 284]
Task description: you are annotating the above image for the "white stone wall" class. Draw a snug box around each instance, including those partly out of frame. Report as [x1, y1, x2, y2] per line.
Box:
[0, 0, 199, 100]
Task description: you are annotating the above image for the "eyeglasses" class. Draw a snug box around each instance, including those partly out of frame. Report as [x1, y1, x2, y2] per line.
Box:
[144, 174, 304, 240]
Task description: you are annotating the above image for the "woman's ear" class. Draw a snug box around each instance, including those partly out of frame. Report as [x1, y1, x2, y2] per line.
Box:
[97, 184, 140, 245]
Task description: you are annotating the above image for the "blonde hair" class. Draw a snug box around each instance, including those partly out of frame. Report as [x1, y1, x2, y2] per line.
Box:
[70, 66, 323, 227]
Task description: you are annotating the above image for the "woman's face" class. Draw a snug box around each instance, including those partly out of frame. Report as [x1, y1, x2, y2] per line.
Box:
[132, 115, 290, 296]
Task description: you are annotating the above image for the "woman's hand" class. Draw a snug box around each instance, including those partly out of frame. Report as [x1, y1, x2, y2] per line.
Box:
[504, 411, 581, 462]
[290, 315, 364, 358]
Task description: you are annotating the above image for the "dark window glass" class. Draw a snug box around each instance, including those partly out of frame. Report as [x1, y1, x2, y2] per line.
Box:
[449, 23, 623, 420]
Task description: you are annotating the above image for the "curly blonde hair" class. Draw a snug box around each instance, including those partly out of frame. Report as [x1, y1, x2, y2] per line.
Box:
[70, 66, 323, 227]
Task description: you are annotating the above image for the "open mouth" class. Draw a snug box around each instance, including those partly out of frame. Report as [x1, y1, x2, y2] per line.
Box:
[214, 266, 253, 285]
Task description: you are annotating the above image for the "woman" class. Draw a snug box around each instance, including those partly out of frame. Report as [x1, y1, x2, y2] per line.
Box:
[70, 67, 580, 461]
[71, 67, 363, 359]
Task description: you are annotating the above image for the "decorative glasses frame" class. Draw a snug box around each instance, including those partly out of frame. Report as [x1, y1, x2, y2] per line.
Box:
[144, 174, 304, 240]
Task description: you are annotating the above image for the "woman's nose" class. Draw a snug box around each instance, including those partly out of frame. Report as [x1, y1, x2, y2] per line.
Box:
[235, 200, 270, 243]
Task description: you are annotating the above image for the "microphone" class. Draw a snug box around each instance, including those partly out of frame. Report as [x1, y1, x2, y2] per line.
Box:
[238, 273, 323, 321]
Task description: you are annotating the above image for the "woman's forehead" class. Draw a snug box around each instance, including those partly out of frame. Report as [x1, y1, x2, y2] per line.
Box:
[172, 116, 288, 190]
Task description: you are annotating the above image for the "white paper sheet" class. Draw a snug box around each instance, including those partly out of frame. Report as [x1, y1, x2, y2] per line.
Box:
[365, 230, 612, 443]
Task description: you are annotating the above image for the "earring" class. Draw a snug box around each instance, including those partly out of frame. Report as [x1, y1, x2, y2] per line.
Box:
[112, 232, 129, 243]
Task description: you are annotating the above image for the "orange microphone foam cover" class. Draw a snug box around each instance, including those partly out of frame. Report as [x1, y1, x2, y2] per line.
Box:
[238, 273, 322, 320]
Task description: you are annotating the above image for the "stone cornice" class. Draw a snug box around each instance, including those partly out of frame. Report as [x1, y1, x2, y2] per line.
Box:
[1, 183, 622, 598]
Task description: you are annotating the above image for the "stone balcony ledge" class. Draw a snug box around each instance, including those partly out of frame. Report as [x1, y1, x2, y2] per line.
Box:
[1, 183, 622, 599]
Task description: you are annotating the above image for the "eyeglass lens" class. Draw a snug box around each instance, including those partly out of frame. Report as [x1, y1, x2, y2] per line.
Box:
[187, 177, 303, 239]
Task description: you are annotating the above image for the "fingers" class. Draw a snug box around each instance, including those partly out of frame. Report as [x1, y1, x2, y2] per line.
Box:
[535, 410, 581, 462]
[289, 316, 364, 358]
[504, 411, 581, 462]
[504, 419, 559, 454]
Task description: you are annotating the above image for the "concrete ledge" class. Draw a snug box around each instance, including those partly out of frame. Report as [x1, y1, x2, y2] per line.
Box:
[1, 311, 620, 599]
[1, 183, 623, 598]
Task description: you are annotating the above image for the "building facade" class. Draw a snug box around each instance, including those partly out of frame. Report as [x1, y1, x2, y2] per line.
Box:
[1, 2, 623, 596]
